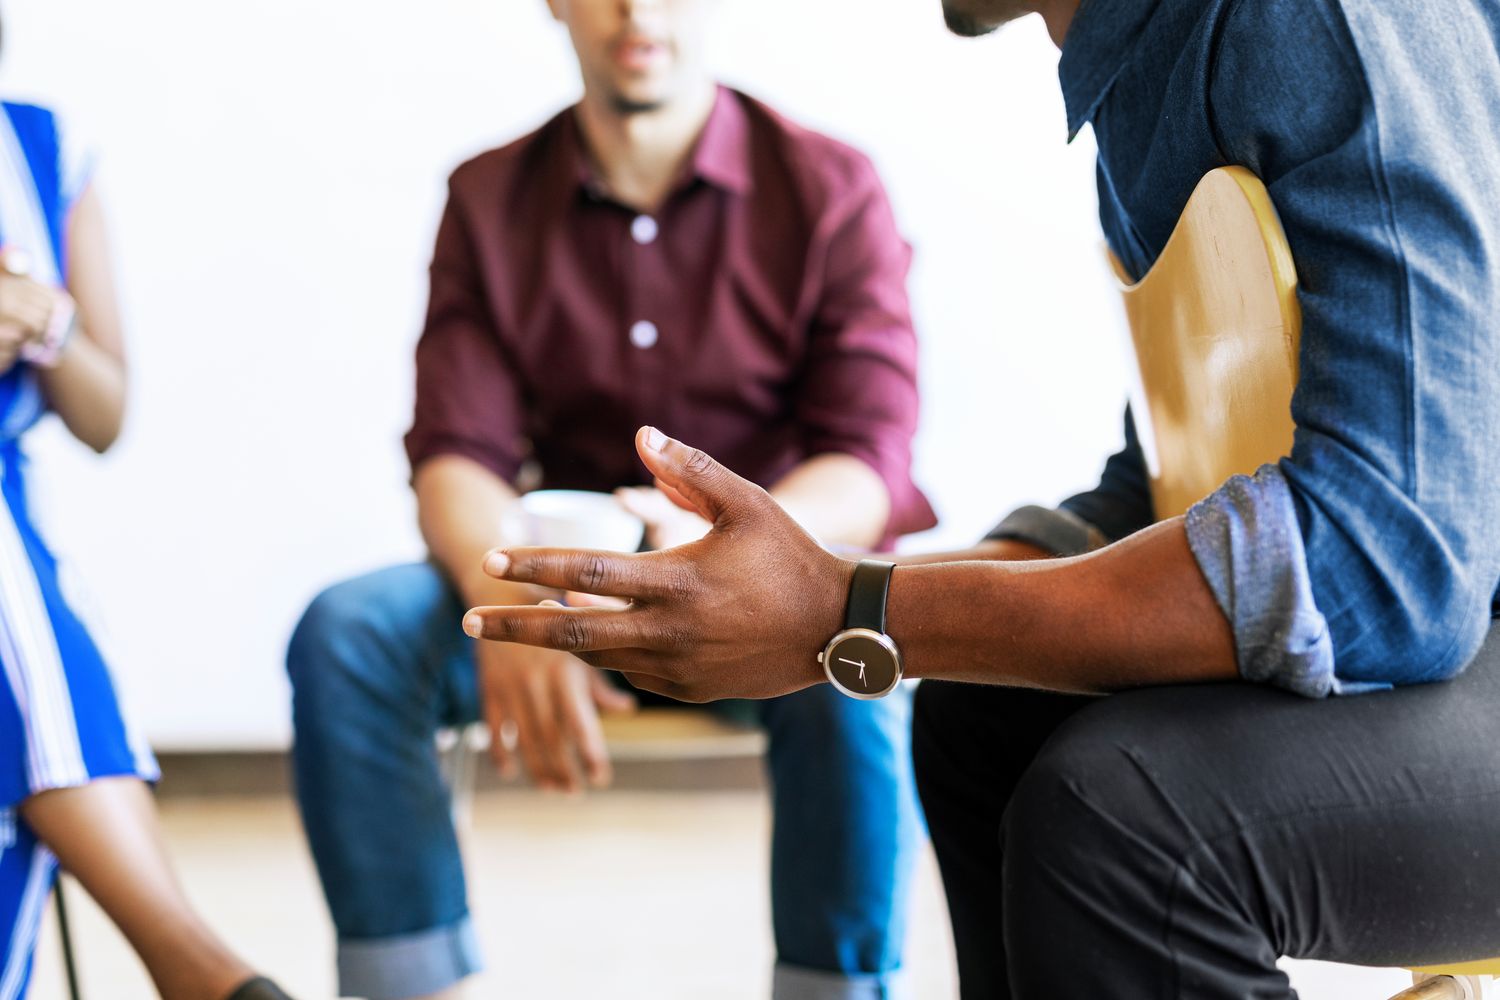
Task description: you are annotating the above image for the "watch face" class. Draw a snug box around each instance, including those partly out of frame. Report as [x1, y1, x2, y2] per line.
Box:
[824, 630, 901, 698]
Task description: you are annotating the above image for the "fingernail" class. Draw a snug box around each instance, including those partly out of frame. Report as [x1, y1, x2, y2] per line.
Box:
[644, 426, 667, 453]
[538, 599, 564, 608]
[463, 614, 482, 637]
[484, 551, 510, 576]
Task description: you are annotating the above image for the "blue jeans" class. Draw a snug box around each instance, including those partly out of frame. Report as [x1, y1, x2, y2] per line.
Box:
[287, 563, 921, 1000]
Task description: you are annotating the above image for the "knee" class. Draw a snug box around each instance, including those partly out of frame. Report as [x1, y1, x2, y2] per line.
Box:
[287, 578, 371, 695]
[286, 566, 440, 715]
[1001, 706, 1178, 886]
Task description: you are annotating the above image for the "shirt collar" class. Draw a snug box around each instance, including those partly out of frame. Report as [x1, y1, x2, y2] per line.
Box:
[689, 86, 754, 195]
[1057, 0, 1161, 139]
[562, 85, 754, 201]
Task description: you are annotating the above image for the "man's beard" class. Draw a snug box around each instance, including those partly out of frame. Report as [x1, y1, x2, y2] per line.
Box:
[942, 1, 1005, 37]
[611, 94, 667, 115]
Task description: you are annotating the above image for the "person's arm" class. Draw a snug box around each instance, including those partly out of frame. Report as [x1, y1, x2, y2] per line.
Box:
[408, 179, 633, 792]
[789, 150, 933, 547]
[461, 428, 1235, 703]
[38, 185, 127, 452]
[766, 453, 888, 550]
[1179, 0, 1500, 694]
[614, 451, 890, 552]
[415, 454, 534, 605]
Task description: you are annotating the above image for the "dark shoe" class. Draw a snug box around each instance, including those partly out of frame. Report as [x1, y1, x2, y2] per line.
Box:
[224, 977, 295, 1000]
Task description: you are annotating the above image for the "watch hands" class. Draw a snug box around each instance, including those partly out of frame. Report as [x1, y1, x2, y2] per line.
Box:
[837, 656, 868, 687]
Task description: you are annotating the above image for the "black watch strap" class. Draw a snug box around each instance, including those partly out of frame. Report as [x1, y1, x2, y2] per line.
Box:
[846, 559, 896, 633]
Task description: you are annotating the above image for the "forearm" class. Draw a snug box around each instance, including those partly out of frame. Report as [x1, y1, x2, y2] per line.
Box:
[415, 455, 552, 606]
[887, 518, 1236, 692]
[49, 187, 128, 453]
[770, 453, 891, 549]
[38, 330, 126, 452]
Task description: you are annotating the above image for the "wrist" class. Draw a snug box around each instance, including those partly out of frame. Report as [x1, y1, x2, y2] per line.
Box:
[807, 557, 858, 685]
[818, 558, 903, 698]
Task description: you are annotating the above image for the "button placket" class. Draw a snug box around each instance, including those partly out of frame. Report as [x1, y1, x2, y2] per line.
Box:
[631, 214, 659, 245]
[629, 319, 659, 349]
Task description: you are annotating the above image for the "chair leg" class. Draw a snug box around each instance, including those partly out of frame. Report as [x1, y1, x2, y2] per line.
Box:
[55, 875, 83, 1000]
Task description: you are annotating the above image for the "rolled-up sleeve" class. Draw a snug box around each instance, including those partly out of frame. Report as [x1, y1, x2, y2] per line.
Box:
[1189, 0, 1500, 694]
[795, 155, 935, 538]
[403, 180, 529, 484]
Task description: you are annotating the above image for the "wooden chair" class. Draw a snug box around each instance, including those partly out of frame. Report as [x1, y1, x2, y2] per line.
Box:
[1116, 165, 1499, 997]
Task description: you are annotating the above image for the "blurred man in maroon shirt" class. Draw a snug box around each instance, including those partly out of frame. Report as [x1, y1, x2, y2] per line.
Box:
[285, 1, 933, 998]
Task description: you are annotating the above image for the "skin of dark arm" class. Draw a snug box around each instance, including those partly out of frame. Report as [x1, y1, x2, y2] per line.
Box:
[886, 520, 1234, 690]
[462, 429, 1236, 702]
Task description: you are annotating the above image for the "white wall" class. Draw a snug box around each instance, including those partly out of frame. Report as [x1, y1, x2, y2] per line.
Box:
[1, 0, 1128, 750]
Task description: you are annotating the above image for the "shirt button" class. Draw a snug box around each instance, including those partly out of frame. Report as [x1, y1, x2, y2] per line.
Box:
[629, 320, 659, 349]
[631, 215, 659, 245]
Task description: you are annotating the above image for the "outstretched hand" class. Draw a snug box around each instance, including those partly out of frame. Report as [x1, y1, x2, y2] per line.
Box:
[462, 427, 855, 702]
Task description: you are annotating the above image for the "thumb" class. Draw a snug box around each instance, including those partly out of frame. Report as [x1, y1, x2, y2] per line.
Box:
[634, 426, 765, 526]
[589, 669, 638, 715]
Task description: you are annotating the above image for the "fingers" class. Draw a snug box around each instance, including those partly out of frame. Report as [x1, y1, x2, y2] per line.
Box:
[480, 684, 518, 780]
[482, 547, 689, 604]
[522, 668, 579, 793]
[0, 320, 29, 349]
[589, 669, 638, 715]
[560, 667, 612, 788]
[502, 674, 554, 790]
[0, 277, 56, 336]
[464, 603, 677, 658]
[634, 426, 767, 526]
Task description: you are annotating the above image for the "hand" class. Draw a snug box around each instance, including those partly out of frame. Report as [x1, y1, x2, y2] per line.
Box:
[476, 639, 637, 793]
[0, 250, 65, 374]
[614, 486, 712, 551]
[463, 427, 856, 703]
[0, 321, 32, 376]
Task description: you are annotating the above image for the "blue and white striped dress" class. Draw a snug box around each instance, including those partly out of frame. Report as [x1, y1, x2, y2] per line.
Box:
[0, 101, 157, 1000]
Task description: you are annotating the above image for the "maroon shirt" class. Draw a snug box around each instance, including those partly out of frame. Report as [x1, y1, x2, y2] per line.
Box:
[405, 86, 935, 542]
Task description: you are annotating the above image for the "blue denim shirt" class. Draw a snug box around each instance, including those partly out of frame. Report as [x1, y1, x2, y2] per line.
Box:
[997, 0, 1500, 695]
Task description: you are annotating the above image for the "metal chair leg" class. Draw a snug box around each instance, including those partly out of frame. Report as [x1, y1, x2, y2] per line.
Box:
[54, 876, 82, 1000]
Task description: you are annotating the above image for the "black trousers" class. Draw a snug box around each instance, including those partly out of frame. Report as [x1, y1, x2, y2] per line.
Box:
[913, 624, 1500, 999]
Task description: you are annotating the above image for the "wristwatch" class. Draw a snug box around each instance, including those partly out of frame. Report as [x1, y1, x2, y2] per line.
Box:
[818, 559, 902, 700]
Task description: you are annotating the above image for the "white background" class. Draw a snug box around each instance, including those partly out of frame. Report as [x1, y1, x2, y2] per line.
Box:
[1, 0, 1128, 750]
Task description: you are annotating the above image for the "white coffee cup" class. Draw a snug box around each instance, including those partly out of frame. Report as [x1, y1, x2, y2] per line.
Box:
[501, 489, 645, 552]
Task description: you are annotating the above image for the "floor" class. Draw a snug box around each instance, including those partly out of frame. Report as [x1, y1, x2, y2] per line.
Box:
[27, 789, 1416, 999]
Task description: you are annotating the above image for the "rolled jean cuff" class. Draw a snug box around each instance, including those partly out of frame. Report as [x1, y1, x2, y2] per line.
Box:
[337, 915, 482, 1000]
[773, 963, 908, 1000]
